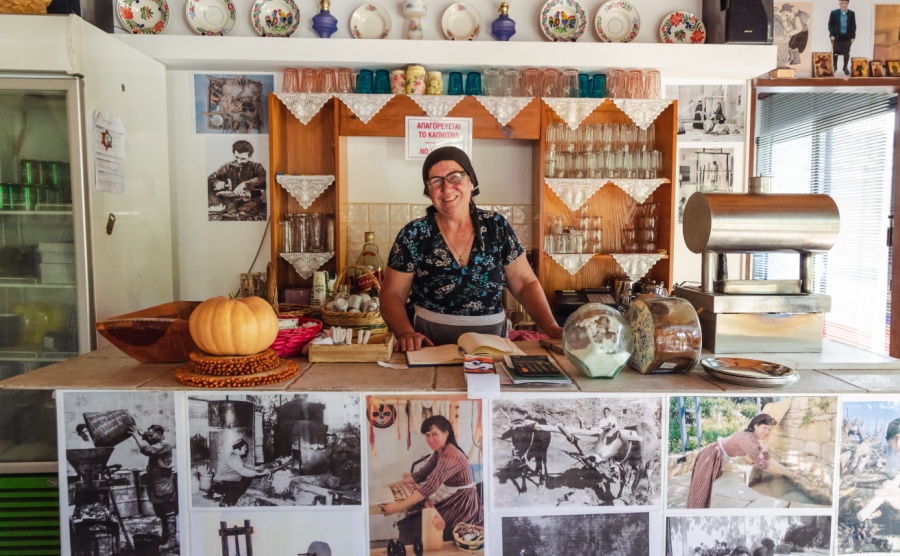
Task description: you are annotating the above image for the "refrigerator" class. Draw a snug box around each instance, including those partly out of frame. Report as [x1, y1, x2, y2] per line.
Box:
[0, 16, 174, 550]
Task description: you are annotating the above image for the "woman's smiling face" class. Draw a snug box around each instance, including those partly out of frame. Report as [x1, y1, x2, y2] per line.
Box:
[753, 423, 773, 441]
[424, 424, 450, 451]
[426, 160, 472, 213]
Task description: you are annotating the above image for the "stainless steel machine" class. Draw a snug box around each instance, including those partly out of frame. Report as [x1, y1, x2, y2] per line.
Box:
[672, 177, 840, 353]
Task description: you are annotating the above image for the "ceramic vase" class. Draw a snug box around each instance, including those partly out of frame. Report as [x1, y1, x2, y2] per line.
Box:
[403, 0, 427, 39]
[491, 2, 516, 41]
[312, 0, 338, 38]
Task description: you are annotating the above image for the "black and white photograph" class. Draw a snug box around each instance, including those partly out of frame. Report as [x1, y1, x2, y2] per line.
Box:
[667, 85, 745, 142]
[492, 396, 663, 508]
[676, 148, 735, 224]
[192, 73, 273, 134]
[668, 396, 836, 510]
[666, 515, 832, 555]
[501, 513, 650, 556]
[367, 395, 484, 555]
[837, 399, 900, 553]
[187, 393, 361, 508]
[60, 390, 182, 556]
[205, 135, 268, 222]
[190, 509, 365, 555]
[774, 2, 812, 76]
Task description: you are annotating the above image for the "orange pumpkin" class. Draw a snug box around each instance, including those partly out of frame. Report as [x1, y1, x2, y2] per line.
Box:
[188, 296, 278, 356]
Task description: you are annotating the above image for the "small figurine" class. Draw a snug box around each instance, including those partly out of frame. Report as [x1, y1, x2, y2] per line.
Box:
[403, 0, 427, 39]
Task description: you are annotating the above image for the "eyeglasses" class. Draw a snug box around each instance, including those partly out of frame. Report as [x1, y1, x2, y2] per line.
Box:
[426, 170, 467, 190]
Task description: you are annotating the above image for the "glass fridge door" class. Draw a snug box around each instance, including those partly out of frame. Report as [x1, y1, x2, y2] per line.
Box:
[0, 76, 90, 469]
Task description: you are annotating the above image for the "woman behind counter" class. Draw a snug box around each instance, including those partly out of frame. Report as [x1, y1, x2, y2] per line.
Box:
[687, 413, 799, 508]
[380, 415, 482, 545]
[381, 146, 563, 352]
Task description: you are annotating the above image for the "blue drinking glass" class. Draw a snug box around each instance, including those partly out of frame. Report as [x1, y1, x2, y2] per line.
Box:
[374, 70, 391, 94]
[578, 74, 590, 98]
[465, 72, 482, 96]
[447, 72, 464, 95]
[591, 74, 607, 98]
[356, 70, 374, 94]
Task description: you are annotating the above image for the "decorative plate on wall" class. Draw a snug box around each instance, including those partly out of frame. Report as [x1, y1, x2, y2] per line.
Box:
[117, 0, 170, 34]
[441, 2, 482, 40]
[659, 11, 705, 43]
[539, 0, 587, 42]
[185, 0, 237, 35]
[251, 0, 300, 37]
[350, 3, 392, 39]
[594, 0, 639, 42]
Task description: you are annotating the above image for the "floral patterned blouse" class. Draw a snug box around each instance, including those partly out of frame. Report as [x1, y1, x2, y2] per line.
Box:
[387, 204, 524, 316]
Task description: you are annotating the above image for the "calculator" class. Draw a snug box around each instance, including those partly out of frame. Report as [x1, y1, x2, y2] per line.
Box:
[508, 356, 563, 377]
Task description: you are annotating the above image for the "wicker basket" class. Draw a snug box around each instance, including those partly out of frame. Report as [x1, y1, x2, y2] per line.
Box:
[83, 410, 136, 448]
[267, 262, 312, 318]
[0, 0, 51, 14]
[452, 523, 484, 552]
[319, 265, 387, 333]
[271, 316, 323, 358]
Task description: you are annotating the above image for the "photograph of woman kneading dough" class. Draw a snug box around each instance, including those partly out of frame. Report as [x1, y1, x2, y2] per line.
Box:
[367, 396, 484, 555]
[667, 396, 836, 510]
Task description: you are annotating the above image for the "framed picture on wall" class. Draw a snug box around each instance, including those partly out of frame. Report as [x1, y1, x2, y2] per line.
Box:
[813, 52, 834, 77]
[870, 60, 886, 77]
[851, 58, 870, 77]
[888, 60, 900, 77]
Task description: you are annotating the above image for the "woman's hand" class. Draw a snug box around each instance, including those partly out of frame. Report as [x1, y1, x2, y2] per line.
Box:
[546, 324, 563, 340]
[394, 332, 434, 352]
[380, 501, 403, 516]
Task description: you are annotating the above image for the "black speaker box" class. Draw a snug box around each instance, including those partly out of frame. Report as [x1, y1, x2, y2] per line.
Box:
[703, 0, 774, 44]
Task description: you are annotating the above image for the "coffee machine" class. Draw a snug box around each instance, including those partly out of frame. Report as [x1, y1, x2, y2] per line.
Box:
[672, 177, 840, 353]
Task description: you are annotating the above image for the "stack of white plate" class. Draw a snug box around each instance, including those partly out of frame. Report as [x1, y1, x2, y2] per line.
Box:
[700, 357, 799, 387]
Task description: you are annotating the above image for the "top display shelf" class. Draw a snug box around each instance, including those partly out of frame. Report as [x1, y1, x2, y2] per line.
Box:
[114, 35, 776, 82]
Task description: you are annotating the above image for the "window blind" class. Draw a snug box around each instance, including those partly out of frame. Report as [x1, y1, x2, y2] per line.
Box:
[754, 92, 895, 354]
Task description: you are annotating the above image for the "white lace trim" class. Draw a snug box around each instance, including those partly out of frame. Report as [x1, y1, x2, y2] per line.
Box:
[408, 95, 466, 121]
[542, 98, 607, 130]
[545, 178, 606, 211]
[611, 99, 673, 130]
[275, 174, 334, 209]
[279, 252, 335, 279]
[275, 92, 334, 125]
[475, 96, 534, 126]
[611, 178, 667, 204]
[334, 93, 395, 124]
[612, 253, 665, 281]
[547, 253, 595, 275]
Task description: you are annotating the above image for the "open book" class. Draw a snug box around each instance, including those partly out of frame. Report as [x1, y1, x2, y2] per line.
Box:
[406, 332, 525, 366]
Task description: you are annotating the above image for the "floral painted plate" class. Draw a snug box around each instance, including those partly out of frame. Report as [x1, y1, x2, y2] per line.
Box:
[595, 0, 639, 42]
[251, 0, 300, 37]
[441, 2, 482, 40]
[659, 11, 705, 43]
[117, 0, 169, 34]
[539, 0, 587, 42]
[185, 0, 237, 35]
[350, 3, 392, 39]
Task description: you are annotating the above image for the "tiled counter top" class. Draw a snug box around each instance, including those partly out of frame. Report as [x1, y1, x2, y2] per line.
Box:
[1, 340, 897, 394]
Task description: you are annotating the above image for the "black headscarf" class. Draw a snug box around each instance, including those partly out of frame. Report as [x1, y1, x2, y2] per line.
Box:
[421, 146, 479, 197]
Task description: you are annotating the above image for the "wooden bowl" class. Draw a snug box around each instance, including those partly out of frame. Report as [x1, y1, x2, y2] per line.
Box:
[96, 301, 201, 363]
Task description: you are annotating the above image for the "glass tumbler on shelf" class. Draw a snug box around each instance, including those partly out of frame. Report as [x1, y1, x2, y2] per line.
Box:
[465, 72, 482, 95]
[374, 69, 391, 94]
[301, 68, 319, 93]
[562, 68, 579, 98]
[643, 69, 661, 100]
[606, 69, 624, 98]
[447, 72, 464, 95]
[521, 68, 540, 96]
[578, 73, 590, 98]
[501, 68, 520, 96]
[309, 212, 325, 252]
[356, 69, 374, 94]
[541, 68, 560, 97]
[281, 216, 295, 252]
[590, 73, 607, 98]
[337, 68, 354, 93]
[483, 67, 501, 96]
[283, 68, 300, 93]
[625, 69, 644, 99]
[294, 213, 310, 252]
[318, 68, 337, 93]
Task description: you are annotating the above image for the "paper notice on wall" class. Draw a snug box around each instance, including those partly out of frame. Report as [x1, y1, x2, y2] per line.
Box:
[92, 111, 126, 194]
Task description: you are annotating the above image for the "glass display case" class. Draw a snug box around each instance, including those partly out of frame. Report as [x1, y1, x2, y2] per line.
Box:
[0, 77, 91, 471]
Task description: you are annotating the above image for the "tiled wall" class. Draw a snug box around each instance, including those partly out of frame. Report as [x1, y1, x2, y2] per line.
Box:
[346, 202, 534, 266]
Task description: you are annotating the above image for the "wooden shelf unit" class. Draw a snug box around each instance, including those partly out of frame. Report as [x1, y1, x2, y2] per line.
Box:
[269, 95, 677, 307]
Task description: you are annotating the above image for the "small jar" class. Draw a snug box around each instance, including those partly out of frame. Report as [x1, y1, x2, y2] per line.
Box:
[425, 71, 443, 95]
[390, 69, 407, 94]
[406, 65, 426, 95]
